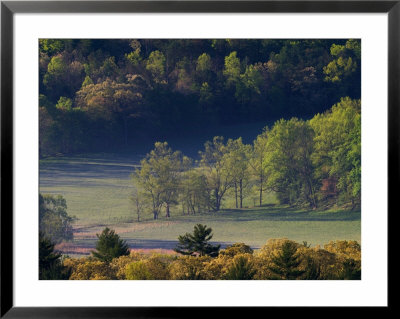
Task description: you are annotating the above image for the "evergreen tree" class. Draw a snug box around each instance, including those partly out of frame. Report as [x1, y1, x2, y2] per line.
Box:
[91, 227, 130, 262]
[267, 241, 306, 280]
[39, 231, 70, 280]
[225, 255, 256, 280]
[174, 224, 220, 257]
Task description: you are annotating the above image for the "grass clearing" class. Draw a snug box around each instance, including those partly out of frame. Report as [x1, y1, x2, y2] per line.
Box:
[40, 153, 361, 256]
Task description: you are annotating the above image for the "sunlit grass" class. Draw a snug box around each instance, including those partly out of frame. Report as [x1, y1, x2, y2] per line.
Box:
[40, 154, 361, 254]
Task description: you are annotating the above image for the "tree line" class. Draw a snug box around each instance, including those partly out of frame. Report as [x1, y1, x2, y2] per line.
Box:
[132, 96, 361, 218]
[40, 225, 361, 280]
[39, 39, 360, 156]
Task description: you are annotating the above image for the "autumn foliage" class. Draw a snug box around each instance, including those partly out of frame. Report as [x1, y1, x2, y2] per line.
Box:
[62, 238, 361, 280]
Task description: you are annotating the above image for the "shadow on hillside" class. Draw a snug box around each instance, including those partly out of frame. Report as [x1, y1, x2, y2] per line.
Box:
[213, 207, 361, 222]
[40, 161, 138, 187]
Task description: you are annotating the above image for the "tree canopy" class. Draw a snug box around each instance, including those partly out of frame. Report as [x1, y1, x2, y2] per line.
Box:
[39, 39, 361, 157]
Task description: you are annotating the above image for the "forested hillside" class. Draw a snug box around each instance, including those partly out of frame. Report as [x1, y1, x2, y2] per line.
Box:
[39, 39, 361, 156]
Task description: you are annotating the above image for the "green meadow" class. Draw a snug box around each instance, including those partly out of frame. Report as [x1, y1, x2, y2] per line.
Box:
[40, 154, 361, 255]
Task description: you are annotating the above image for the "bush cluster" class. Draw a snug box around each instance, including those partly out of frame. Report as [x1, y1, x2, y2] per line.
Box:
[62, 239, 361, 280]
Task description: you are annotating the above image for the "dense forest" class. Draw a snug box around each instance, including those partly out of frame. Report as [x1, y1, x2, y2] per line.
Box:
[39, 39, 361, 156]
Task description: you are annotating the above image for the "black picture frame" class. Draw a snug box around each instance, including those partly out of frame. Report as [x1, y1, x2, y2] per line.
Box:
[1, 0, 395, 317]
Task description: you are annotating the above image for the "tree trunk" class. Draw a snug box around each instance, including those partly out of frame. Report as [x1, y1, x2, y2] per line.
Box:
[259, 175, 263, 207]
[234, 182, 238, 209]
[307, 177, 317, 209]
[166, 203, 170, 218]
[239, 179, 243, 208]
[153, 210, 158, 220]
[215, 188, 220, 211]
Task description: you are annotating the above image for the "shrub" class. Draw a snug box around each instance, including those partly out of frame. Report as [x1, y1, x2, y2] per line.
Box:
[220, 243, 253, 257]
[125, 261, 153, 280]
[109, 252, 145, 279]
[169, 256, 211, 280]
[65, 258, 115, 280]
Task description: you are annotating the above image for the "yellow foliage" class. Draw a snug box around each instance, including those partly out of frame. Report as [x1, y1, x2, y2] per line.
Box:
[110, 252, 144, 279]
[324, 240, 361, 261]
[125, 261, 153, 280]
[169, 256, 211, 280]
[124, 253, 176, 280]
[64, 258, 115, 280]
[220, 243, 253, 257]
[62, 239, 361, 280]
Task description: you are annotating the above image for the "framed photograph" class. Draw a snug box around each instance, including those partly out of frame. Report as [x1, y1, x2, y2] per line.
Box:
[1, 0, 395, 317]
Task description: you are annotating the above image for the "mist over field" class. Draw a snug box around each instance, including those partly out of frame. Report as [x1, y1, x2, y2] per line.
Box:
[39, 39, 361, 280]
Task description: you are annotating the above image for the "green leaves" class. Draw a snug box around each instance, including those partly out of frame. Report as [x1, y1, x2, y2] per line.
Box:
[133, 142, 188, 219]
[266, 118, 317, 207]
[146, 50, 166, 83]
[324, 39, 361, 83]
[39, 193, 75, 244]
[223, 51, 241, 87]
[310, 97, 361, 206]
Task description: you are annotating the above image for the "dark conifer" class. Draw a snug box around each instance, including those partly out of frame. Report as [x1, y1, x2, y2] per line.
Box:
[91, 227, 130, 262]
[39, 231, 70, 280]
[174, 224, 220, 257]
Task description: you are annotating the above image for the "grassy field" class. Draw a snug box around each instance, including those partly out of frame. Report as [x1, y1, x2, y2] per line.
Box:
[40, 153, 361, 256]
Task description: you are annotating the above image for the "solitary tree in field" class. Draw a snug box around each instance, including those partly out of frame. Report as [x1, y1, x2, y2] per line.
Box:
[174, 224, 220, 257]
[92, 227, 130, 262]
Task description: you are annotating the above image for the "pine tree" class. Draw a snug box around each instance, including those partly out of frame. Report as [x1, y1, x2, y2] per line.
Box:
[225, 255, 256, 280]
[267, 241, 306, 280]
[174, 224, 220, 257]
[39, 231, 70, 280]
[91, 227, 130, 262]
